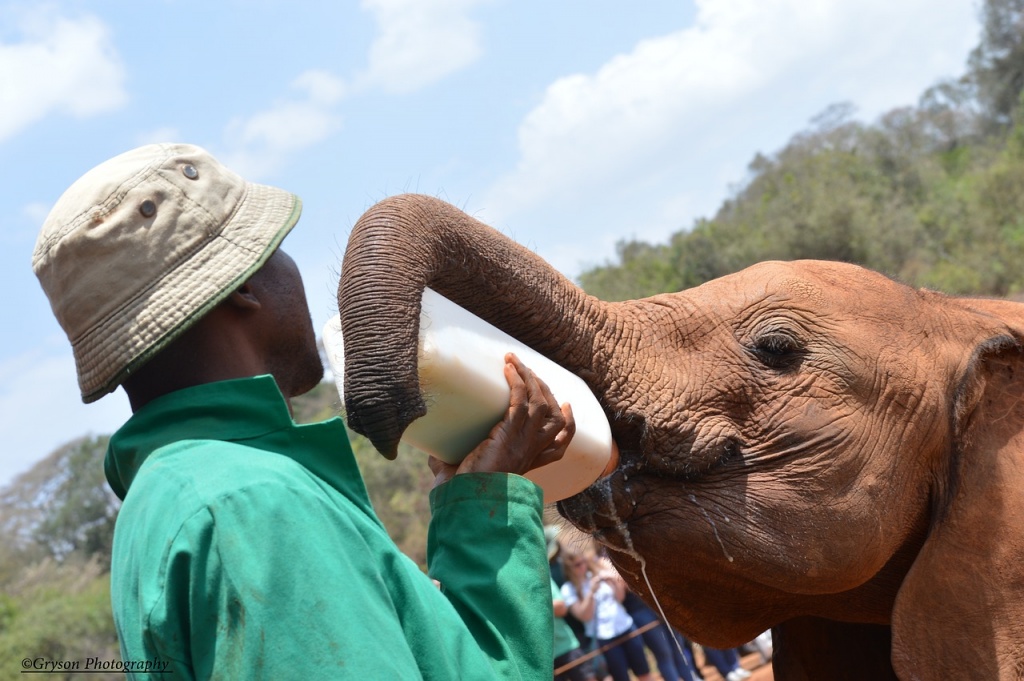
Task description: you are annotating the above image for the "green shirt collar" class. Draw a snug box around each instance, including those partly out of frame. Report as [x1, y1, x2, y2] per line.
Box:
[105, 376, 372, 516]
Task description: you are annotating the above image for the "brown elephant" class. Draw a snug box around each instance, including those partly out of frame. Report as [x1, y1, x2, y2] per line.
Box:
[336, 193, 1024, 680]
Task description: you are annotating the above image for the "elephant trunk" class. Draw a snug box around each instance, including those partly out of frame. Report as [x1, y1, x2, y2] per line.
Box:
[337, 194, 609, 458]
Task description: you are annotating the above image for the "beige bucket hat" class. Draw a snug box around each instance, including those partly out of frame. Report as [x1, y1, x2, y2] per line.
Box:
[32, 143, 302, 403]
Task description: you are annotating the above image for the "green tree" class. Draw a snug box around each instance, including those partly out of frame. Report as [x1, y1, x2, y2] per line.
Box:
[0, 437, 118, 567]
[968, 0, 1024, 125]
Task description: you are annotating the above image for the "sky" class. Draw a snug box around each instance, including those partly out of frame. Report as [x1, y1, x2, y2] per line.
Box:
[1, 0, 982, 489]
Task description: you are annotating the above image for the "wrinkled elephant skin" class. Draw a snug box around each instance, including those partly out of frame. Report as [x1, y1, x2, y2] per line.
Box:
[337, 194, 1024, 680]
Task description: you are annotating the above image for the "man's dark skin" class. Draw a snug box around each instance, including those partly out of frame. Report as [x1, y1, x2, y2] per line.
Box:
[123, 248, 576, 483]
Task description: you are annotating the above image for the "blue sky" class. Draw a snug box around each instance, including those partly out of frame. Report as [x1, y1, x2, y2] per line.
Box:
[1, 0, 981, 488]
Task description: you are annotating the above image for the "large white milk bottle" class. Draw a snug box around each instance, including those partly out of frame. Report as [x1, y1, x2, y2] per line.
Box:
[323, 288, 617, 503]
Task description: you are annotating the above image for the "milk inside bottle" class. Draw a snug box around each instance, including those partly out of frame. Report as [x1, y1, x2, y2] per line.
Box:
[323, 287, 616, 503]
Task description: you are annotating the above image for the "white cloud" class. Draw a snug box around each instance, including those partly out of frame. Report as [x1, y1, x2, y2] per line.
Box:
[0, 347, 131, 491]
[3, 202, 51, 246]
[480, 0, 979, 254]
[355, 0, 488, 94]
[0, 9, 127, 143]
[136, 126, 183, 146]
[21, 202, 50, 225]
[219, 0, 490, 178]
[221, 70, 346, 179]
[293, 70, 347, 104]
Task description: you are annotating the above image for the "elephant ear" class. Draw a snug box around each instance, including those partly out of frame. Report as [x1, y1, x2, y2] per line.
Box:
[891, 328, 1024, 678]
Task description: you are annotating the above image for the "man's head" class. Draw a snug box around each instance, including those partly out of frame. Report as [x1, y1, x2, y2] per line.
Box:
[33, 143, 322, 406]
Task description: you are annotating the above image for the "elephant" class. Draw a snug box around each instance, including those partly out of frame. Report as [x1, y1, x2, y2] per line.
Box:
[336, 193, 1024, 680]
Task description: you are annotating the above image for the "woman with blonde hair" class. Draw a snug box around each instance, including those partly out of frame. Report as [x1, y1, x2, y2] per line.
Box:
[560, 545, 653, 681]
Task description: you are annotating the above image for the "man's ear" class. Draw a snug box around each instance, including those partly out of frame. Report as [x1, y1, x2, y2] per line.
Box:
[891, 334, 1024, 678]
[224, 282, 261, 311]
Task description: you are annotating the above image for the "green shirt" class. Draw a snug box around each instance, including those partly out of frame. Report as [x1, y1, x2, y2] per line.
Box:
[105, 375, 553, 680]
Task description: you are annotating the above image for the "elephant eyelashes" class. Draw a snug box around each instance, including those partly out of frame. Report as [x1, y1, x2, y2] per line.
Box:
[748, 332, 805, 370]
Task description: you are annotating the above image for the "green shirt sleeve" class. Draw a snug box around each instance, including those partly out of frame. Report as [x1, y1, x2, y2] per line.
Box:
[427, 473, 554, 681]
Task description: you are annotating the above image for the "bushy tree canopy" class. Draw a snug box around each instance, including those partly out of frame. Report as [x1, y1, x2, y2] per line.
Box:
[0, 436, 118, 569]
[969, 0, 1024, 125]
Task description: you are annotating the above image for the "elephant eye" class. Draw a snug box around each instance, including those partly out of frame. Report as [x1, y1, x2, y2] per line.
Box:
[749, 332, 805, 370]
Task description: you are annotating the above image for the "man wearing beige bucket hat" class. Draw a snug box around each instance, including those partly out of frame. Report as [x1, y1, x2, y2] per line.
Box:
[33, 143, 575, 679]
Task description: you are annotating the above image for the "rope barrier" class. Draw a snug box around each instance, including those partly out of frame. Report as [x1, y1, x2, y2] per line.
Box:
[554, 620, 661, 676]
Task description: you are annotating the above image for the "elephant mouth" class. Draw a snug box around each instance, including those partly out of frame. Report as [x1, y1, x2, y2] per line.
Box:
[609, 415, 748, 485]
[556, 462, 643, 552]
[557, 417, 748, 553]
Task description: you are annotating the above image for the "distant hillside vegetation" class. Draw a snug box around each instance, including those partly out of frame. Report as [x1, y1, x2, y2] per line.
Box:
[580, 0, 1024, 301]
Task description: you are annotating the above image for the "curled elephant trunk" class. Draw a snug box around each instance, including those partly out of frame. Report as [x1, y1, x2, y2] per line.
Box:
[338, 193, 609, 459]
